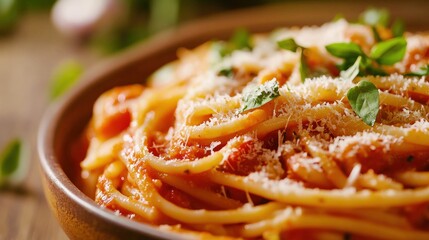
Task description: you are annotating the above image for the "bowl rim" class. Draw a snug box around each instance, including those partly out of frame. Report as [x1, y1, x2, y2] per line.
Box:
[37, 1, 429, 239]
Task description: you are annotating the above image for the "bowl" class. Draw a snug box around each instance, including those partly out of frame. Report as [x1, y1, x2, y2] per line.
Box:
[37, 2, 429, 239]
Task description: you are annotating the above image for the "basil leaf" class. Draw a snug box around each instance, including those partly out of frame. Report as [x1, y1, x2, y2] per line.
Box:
[277, 38, 308, 81]
[332, 13, 345, 22]
[371, 26, 382, 42]
[366, 65, 388, 76]
[0, 139, 21, 177]
[210, 41, 228, 60]
[341, 56, 361, 81]
[218, 29, 252, 57]
[300, 50, 309, 83]
[218, 67, 234, 77]
[50, 60, 83, 100]
[241, 79, 280, 112]
[370, 37, 407, 65]
[392, 20, 405, 37]
[277, 38, 300, 52]
[347, 80, 380, 126]
[325, 42, 364, 59]
[405, 65, 429, 76]
[359, 8, 390, 27]
[231, 28, 251, 50]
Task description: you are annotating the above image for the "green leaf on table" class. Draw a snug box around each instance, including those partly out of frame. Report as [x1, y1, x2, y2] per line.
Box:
[0, 139, 21, 177]
[347, 80, 380, 126]
[359, 8, 390, 27]
[50, 60, 83, 100]
[392, 20, 405, 37]
[370, 37, 407, 65]
[405, 65, 429, 77]
[341, 56, 361, 81]
[277, 38, 300, 52]
[325, 42, 365, 59]
[241, 79, 280, 112]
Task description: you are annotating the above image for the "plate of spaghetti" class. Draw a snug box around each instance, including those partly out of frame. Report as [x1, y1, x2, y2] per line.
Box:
[39, 2, 429, 240]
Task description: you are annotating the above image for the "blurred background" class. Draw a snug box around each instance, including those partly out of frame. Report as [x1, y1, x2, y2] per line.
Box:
[0, 0, 428, 239]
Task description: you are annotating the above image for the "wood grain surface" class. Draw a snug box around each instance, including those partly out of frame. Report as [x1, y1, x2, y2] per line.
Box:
[0, 13, 98, 240]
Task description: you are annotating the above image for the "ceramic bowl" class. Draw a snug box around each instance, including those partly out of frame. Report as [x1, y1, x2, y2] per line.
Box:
[38, 2, 429, 239]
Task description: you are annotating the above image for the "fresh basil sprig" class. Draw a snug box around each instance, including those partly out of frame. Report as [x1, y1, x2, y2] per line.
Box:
[341, 57, 380, 127]
[325, 42, 364, 60]
[326, 37, 407, 75]
[219, 28, 252, 57]
[241, 79, 280, 112]
[341, 56, 361, 81]
[277, 38, 300, 52]
[347, 80, 380, 126]
[277, 38, 309, 82]
[370, 37, 407, 65]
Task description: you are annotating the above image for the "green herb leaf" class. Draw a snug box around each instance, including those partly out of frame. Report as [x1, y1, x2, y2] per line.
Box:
[277, 38, 300, 52]
[392, 19, 405, 37]
[371, 26, 382, 42]
[241, 79, 280, 112]
[325, 42, 364, 59]
[332, 13, 345, 22]
[299, 50, 309, 83]
[405, 65, 429, 76]
[359, 8, 390, 27]
[366, 65, 388, 76]
[347, 80, 380, 126]
[0, 139, 21, 177]
[0, 0, 22, 33]
[341, 56, 361, 81]
[231, 28, 251, 50]
[218, 67, 234, 77]
[277, 38, 308, 81]
[218, 29, 252, 57]
[210, 41, 228, 60]
[370, 37, 407, 65]
[50, 60, 84, 100]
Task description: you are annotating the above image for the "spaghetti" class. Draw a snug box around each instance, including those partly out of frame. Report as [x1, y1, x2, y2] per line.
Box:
[78, 17, 429, 239]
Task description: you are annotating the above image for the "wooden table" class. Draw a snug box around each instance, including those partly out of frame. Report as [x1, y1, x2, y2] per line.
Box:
[0, 13, 98, 240]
